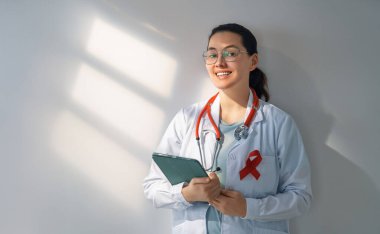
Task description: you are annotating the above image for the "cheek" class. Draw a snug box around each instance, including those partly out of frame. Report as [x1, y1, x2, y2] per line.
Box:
[237, 63, 251, 75]
[206, 66, 214, 75]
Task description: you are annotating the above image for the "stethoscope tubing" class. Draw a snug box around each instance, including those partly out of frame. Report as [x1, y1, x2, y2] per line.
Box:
[195, 89, 260, 172]
[197, 136, 221, 172]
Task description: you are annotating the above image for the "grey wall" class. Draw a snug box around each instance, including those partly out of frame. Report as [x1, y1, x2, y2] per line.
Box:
[1, 0, 379, 233]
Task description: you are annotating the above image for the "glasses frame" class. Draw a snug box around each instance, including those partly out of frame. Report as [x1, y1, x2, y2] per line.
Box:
[202, 46, 249, 65]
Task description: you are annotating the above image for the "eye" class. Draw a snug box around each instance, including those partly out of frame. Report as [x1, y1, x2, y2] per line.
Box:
[204, 50, 218, 59]
[208, 53, 217, 58]
[223, 49, 238, 57]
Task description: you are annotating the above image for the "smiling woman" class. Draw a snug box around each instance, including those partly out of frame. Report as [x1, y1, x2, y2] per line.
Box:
[205, 32, 257, 94]
[143, 23, 312, 234]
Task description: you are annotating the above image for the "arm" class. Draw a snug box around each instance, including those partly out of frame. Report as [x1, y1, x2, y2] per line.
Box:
[143, 109, 192, 210]
[244, 115, 312, 220]
[143, 109, 222, 209]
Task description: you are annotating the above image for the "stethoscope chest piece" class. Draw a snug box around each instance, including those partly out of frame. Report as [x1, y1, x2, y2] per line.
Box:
[234, 125, 249, 141]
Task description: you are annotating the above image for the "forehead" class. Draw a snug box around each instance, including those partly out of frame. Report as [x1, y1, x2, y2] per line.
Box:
[208, 31, 243, 49]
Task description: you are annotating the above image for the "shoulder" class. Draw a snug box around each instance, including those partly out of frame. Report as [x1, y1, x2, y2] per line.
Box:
[164, 100, 207, 141]
[259, 100, 297, 130]
[260, 100, 292, 121]
[174, 100, 207, 124]
[259, 101, 305, 144]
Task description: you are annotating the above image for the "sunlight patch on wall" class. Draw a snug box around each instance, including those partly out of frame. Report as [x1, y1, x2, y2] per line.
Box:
[71, 63, 164, 149]
[86, 19, 177, 98]
[50, 110, 147, 213]
[326, 131, 349, 161]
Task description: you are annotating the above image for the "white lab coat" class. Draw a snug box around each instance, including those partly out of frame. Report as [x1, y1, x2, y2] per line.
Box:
[143, 90, 312, 234]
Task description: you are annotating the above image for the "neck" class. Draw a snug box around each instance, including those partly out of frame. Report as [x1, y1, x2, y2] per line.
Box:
[219, 88, 250, 124]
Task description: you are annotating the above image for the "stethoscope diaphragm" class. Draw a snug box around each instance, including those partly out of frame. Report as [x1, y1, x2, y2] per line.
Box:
[234, 125, 249, 141]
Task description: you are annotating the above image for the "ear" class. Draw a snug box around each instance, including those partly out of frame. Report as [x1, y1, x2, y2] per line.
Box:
[249, 53, 259, 71]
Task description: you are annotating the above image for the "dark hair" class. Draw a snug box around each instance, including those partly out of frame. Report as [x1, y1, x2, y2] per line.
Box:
[208, 23, 270, 101]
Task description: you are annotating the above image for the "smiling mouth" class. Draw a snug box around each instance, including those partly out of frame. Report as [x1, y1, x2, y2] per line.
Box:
[216, 72, 232, 77]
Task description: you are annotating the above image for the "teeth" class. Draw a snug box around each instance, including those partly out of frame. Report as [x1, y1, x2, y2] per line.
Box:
[216, 72, 231, 76]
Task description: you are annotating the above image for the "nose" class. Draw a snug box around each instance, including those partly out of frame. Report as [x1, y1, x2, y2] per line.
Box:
[215, 53, 227, 67]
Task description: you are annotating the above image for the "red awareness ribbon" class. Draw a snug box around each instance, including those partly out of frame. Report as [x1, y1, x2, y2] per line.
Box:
[239, 150, 262, 180]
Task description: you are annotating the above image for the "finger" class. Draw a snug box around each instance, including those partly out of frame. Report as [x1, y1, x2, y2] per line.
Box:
[205, 186, 221, 201]
[211, 197, 221, 204]
[221, 189, 239, 197]
[209, 188, 221, 200]
[211, 193, 227, 204]
[191, 177, 210, 184]
[210, 200, 223, 212]
[209, 172, 218, 179]
[209, 199, 220, 207]
[211, 182, 222, 192]
[208, 180, 221, 190]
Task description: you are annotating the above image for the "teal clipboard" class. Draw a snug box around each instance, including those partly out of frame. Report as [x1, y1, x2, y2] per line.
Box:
[152, 153, 208, 185]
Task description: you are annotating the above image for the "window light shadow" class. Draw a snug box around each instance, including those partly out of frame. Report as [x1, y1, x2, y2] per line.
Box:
[86, 18, 177, 98]
[50, 110, 147, 214]
[71, 63, 164, 150]
[50, 16, 179, 211]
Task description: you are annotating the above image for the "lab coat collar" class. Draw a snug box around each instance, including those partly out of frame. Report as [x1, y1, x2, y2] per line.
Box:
[246, 89, 264, 124]
[201, 89, 264, 132]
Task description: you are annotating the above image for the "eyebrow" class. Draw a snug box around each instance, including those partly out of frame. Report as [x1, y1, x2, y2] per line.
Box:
[207, 45, 239, 50]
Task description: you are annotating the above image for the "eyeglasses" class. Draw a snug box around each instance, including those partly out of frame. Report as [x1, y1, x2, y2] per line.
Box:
[202, 47, 249, 65]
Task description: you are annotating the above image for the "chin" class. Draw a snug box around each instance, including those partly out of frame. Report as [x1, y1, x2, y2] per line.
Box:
[210, 77, 237, 90]
[211, 82, 236, 91]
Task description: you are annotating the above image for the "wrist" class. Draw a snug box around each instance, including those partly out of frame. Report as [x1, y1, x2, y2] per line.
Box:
[240, 198, 247, 217]
[181, 185, 192, 203]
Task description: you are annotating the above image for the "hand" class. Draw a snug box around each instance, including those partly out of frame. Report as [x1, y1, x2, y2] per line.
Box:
[181, 172, 221, 202]
[209, 189, 247, 217]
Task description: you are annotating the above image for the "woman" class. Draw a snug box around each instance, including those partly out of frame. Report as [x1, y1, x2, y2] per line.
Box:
[144, 23, 312, 234]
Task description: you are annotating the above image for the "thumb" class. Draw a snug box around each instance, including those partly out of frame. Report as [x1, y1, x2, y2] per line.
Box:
[209, 172, 218, 179]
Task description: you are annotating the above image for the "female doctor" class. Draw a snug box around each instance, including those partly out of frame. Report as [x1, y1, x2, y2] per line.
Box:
[143, 23, 312, 234]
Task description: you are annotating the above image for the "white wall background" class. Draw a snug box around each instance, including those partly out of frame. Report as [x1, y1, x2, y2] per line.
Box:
[1, 0, 379, 233]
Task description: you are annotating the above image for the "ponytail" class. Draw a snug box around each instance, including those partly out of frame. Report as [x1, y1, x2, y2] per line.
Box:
[249, 67, 270, 101]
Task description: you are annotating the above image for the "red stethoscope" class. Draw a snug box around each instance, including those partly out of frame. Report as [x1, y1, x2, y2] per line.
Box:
[195, 89, 260, 171]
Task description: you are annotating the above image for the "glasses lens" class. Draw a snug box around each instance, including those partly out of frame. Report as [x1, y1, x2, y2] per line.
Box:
[222, 47, 240, 62]
[203, 49, 218, 64]
[203, 47, 242, 64]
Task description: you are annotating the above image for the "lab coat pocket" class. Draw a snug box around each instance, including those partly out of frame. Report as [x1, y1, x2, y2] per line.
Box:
[238, 155, 279, 198]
